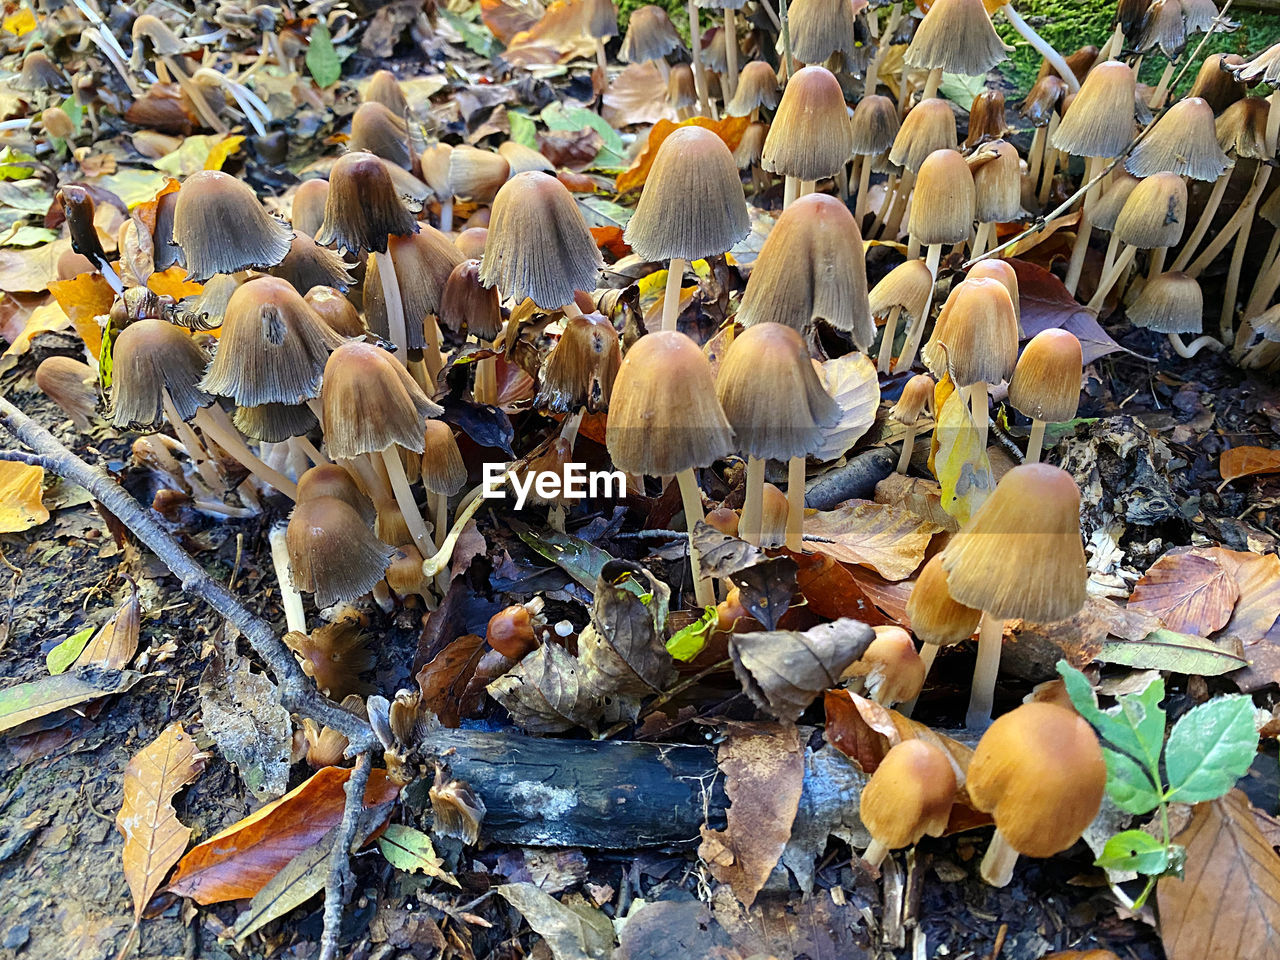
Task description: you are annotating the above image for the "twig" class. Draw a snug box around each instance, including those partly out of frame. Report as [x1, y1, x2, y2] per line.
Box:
[320, 751, 372, 960]
[599, 657, 733, 740]
[0, 449, 53, 468]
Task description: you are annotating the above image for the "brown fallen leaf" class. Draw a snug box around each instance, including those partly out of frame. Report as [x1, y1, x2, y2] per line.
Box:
[0, 460, 49, 533]
[166, 765, 399, 904]
[487, 641, 602, 734]
[117, 723, 208, 920]
[506, 0, 594, 63]
[730, 618, 874, 721]
[1220, 446, 1280, 482]
[873, 473, 959, 533]
[786, 549, 891, 626]
[415, 633, 487, 728]
[602, 62, 674, 128]
[698, 722, 805, 908]
[1204, 548, 1280, 645]
[802, 500, 941, 581]
[1128, 551, 1241, 637]
[616, 116, 752, 194]
[148, 265, 203, 301]
[480, 0, 543, 44]
[1002, 595, 1139, 680]
[812, 351, 880, 463]
[1006, 257, 1128, 364]
[846, 564, 915, 624]
[74, 588, 140, 670]
[0, 237, 70, 294]
[1157, 790, 1280, 960]
[3, 301, 70, 357]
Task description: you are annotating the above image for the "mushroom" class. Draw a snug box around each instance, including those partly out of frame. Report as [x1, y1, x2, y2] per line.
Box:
[843, 625, 927, 706]
[904, 552, 981, 701]
[286, 496, 394, 608]
[1019, 74, 1067, 197]
[35, 356, 97, 430]
[870, 259, 933, 374]
[349, 101, 412, 169]
[497, 141, 555, 177]
[1007, 328, 1082, 462]
[441, 259, 504, 402]
[965, 90, 1009, 148]
[363, 69, 410, 118]
[1127, 97, 1229, 182]
[884, 99, 958, 239]
[454, 227, 488, 260]
[850, 94, 901, 224]
[965, 258, 1021, 334]
[421, 143, 455, 231]
[762, 66, 854, 207]
[619, 5, 684, 83]
[1187, 53, 1245, 114]
[667, 64, 698, 120]
[270, 231, 355, 295]
[859, 739, 957, 869]
[1128, 271, 1223, 359]
[537, 311, 621, 449]
[724, 60, 780, 119]
[788, 0, 859, 70]
[891, 373, 934, 474]
[284, 624, 375, 701]
[131, 15, 229, 134]
[694, 0, 746, 100]
[173, 170, 292, 283]
[297, 463, 375, 524]
[1088, 168, 1141, 278]
[969, 140, 1022, 257]
[903, 0, 1007, 102]
[758, 481, 789, 549]
[291, 179, 330, 238]
[422, 421, 467, 549]
[55, 185, 123, 293]
[582, 0, 619, 80]
[968, 702, 1105, 886]
[305, 286, 366, 339]
[939, 463, 1087, 727]
[1087, 172, 1187, 310]
[623, 126, 749, 331]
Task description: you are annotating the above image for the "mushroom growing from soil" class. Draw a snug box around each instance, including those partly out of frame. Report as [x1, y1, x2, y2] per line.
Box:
[870, 259, 933, 374]
[536, 311, 621, 449]
[172, 169, 292, 283]
[850, 94, 901, 225]
[422, 420, 467, 549]
[305, 286, 366, 339]
[1128, 271, 1223, 359]
[843, 625, 927, 706]
[891, 373, 934, 474]
[286, 496, 394, 608]
[904, 552, 981, 699]
[724, 60, 780, 119]
[762, 66, 855, 207]
[1087, 171, 1187, 310]
[969, 140, 1023, 257]
[859, 739, 957, 869]
[291, 179, 329, 238]
[349, 101, 412, 169]
[620, 5, 683, 83]
[1007, 328, 1082, 462]
[441, 258, 504, 403]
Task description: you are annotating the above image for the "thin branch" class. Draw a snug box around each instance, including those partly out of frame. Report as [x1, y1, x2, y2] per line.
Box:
[0, 449, 52, 468]
[320, 750, 372, 960]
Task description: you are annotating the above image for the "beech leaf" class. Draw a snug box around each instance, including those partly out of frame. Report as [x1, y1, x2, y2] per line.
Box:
[1128, 552, 1241, 637]
[1219, 446, 1280, 482]
[495, 882, 614, 960]
[378, 824, 459, 886]
[802, 500, 941, 581]
[812, 351, 880, 463]
[73, 589, 140, 671]
[730, 618, 874, 721]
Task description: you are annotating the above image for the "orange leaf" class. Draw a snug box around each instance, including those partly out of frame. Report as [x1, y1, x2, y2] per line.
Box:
[616, 116, 752, 194]
[481, 0, 542, 44]
[1128, 551, 1240, 637]
[167, 766, 399, 904]
[48, 272, 114, 356]
[148, 266, 203, 300]
[3, 301, 70, 357]
[132, 178, 180, 236]
[785, 549, 891, 625]
[590, 225, 630, 258]
[0, 460, 49, 533]
[1220, 445, 1280, 482]
[801, 500, 941, 581]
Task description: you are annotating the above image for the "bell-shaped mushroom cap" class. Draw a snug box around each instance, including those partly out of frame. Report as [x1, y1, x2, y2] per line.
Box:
[131, 14, 186, 57]
[966, 258, 1020, 326]
[1051, 61, 1136, 157]
[930, 277, 1018, 388]
[908, 149, 975, 246]
[891, 373, 935, 424]
[903, 0, 1006, 76]
[36, 355, 97, 430]
[1089, 169, 1141, 232]
[715, 322, 840, 460]
[440, 259, 502, 339]
[733, 121, 768, 169]
[1128, 271, 1204, 334]
[305, 285, 366, 338]
[851, 94, 901, 156]
[940, 462, 1086, 621]
[172, 170, 292, 282]
[270, 230, 355, 294]
[1188, 53, 1245, 114]
[315, 151, 417, 255]
[584, 0, 619, 38]
[421, 420, 467, 495]
[906, 553, 981, 646]
[349, 101, 412, 170]
[287, 496, 394, 608]
[860, 739, 956, 850]
[13, 51, 65, 92]
[606, 330, 734, 475]
[233, 401, 319, 443]
[291, 179, 330, 238]
[726, 60, 781, 116]
[1127, 97, 1229, 180]
[624, 126, 750, 262]
[498, 140, 555, 176]
[1019, 74, 1067, 128]
[1134, 0, 1184, 58]
[537, 312, 622, 413]
[111, 319, 212, 428]
[967, 702, 1105, 857]
[454, 227, 488, 259]
[1114, 172, 1187, 249]
[761, 66, 855, 181]
[869, 259, 933, 321]
[201, 276, 345, 406]
[667, 64, 697, 111]
[849, 625, 927, 705]
[620, 5, 683, 63]
[1008, 328, 1082, 422]
[320, 341, 442, 458]
[735, 193, 873, 347]
[420, 143, 453, 200]
[366, 227, 464, 348]
[789, 0, 860, 66]
[970, 139, 1024, 223]
[888, 99, 958, 173]
[298, 463, 375, 523]
[363, 69, 409, 117]
[479, 171, 603, 309]
[57, 184, 107, 264]
[1216, 97, 1270, 160]
[699, 27, 730, 75]
[965, 89, 1009, 147]
[759, 481, 789, 547]
[42, 106, 74, 140]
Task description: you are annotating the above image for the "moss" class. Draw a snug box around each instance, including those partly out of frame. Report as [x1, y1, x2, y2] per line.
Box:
[617, 0, 718, 44]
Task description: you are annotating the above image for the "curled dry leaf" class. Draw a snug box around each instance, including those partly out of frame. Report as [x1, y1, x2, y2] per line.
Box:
[487, 640, 601, 734]
[602, 62, 673, 128]
[730, 618, 874, 722]
[0, 665, 141, 733]
[480, 0, 543, 44]
[0, 460, 48, 534]
[577, 561, 674, 715]
[729, 556, 798, 631]
[116, 723, 208, 920]
[415, 632, 488, 728]
[1219, 446, 1280, 482]
[47, 271, 113, 355]
[874, 473, 958, 533]
[1203, 548, 1280, 645]
[802, 500, 941, 581]
[74, 588, 140, 670]
[692, 521, 765, 580]
[495, 882, 615, 960]
[787, 549, 891, 625]
[198, 647, 292, 802]
[1128, 551, 1241, 637]
[812, 351, 880, 463]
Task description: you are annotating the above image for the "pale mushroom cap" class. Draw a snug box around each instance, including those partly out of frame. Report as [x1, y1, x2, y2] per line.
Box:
[35, 355, 96, 429]
[315, 151, 418, 255]
[422, 420, 467, 495]
[1008, 328, 1083, 422]
[905, 552, 981, 646]
[584, 0, 619, 37]
[1126, 97, 1230, 181]
[440, 259, 503, 339]
[447, 145, 510, 203]
[903, 0, 1006, 77]
[1228, 41, 1280, 86]
[420, 143, 454, 198]
[287, 496, 393, 608]
[733, 122, 768, 169]
[725, 60, 781, 116]
[859, 739, 957, 850]
[970, 139, 1023, 223]
[371, 227, 464, 348]
[889, 99, 958, 173]
[305, 285, 366, 338]
[349, 101, 412, 170]
[498, 140, 555, 176]
[967, 702, 1105, 857]
[620, 5, 682, 63]
[931, 276, 1018, 387]
[537, 312, 622, 414]
[363, 69, 409, 117]
[1113, 172, 1187, 249]
[857, 625, 927, 704]
[270, 230, 355, 295]
[908, 149, 975, 246]
[624, 126, 750, 262]
[1128, 271, 1203, 334]
[111, 319, 212, 429]
[940, 463, 1087, 622]
[1215, 97, 1270, 160]
[292, 179, 330, 238]
[455, 227, 488, 260]
[891, 373, 935, 424]
[1089, 170, 1141, 232]
[759, 481, 789, 547]
[668, 64, 697, 110]
[1051, 61, 1137, 158]
[172, 170, 293, 282]
[789, 0, 861, 66]
[966, 258, 1020, 325]
[297, 463, 374, 523]
[869, 259, 934, 321]
[320, 341, 443, 458]
[851, 94, 901, 156]
[761, 66, 855, 181]
[479, 171, 602, 309]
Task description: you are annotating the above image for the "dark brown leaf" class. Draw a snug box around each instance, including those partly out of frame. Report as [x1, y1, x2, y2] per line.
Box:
[693, 522, 765, 579]
[416, 633, 488, 728]
[730, 556, 798, 631]
[487, 641, 601, 734]
[730, 619, 874, 721]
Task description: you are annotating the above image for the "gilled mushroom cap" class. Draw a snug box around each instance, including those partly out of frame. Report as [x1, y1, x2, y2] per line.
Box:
[365, 226, 463, 348]
[1089, 169, 1141, 232]
[940, 462, 1086, 621]
[1008, 328, 1082, 422]
[421, 420, 467, 495]
[1216, 97, 1270, 160]
[903, 0, 1006, 77]
[287, 496, 394, 608]
[420, 143, 453, 200]
[449, 145, 512, 203]
[1134, 0, 1184, 59]
[131, 14, 186, 57]
[624, 126, 750, 262]
[291, 179, 330, 238]
[969, 139, 1023, 223]
[908, 149, 975, 246]
[735, 193, 873, 348]
[13, 51, 65, 92]
[1188, 53, 1245, 113]
[270, 230, 355, 294]
[606, 330, 734, 475]
[967, 702, 1105, 858]
[1051, 61, 1136, 158]
[111, 319, 212, 429]
[315, 151, 418, 255]
[699, 28, 730, 75]
[965, 90, 1009, 147]
[966, 258, 1020, 326]
[363, 69, 409, 117]
[455, 227, 488, 260]
[668, 64, 697, 111]
[320, 341, 443, 458]
[891, 373, 934, 424]
[1113, 172, 1187, 249]
[620, 5, 682, 64]
[846, 625, 927, 705]
[439, 259, 502, 340]
[1228, 41, 1280, 85]
[498, 140, 555, 176]
[726, 60, 781, 117]
[1128, 271, 1203, 334]
[1126, 97, 1230, 180]
[789, 0, 860, 66]
[859, 739, 957, 850]
[479, 171, 603, 309]
[1019, 74, 1067, 127]
[868, 259, 933, 321]
[905, 552, 981, 646]
[172, 170, 292, 282]
[1041, 44, 1097, 83]
[761, 66, 855, 181]
[42, 107, 74, 140]
[233, 401, 319, 443]
[733, 122, 768, 169]
[715, 322, 839, 460]
[297, 463, 375, 523]
[349, 101, 412, 170]
[36, 355, 97, 430]
[178, 273, 239, 331]
[851, 94, 901, 156]
[929, 276, 1018, 387]
[584, 0, 620, 38]
[201, 276, 345, 406]
[305, 285, 366, 338]
[537, 312, 621, 413]
[888, 98, 958, 173]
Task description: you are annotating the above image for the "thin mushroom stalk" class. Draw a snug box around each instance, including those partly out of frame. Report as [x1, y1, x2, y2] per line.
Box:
[375, 251, 412, 366]
[1168, 332, 1225, 358]
[981, 828, 1021, 886]
[998, 4, 1080, 92]
[661, 258, 687, 331]
[1186, 165, 1272, 278]
[675, 468, 716, 607]
[785, 455, 805, 551]
[379, 447, 433, 556]
[896, 421, 919, 473]
[740, 455, 765, 545]
[1063, 157, 1101, 295]
[162, 393, 224, 491]
[687, 0, 713, 115]
[878, 304, 903, 374]
[269, 523, 308, 634]
[897, 242, 943, 372]
[966, 610, 1003, 728]
[1025, 419, 1048, 463]
[1086, 243, 1138, 310]
[193, 68, 273, 136]
[1170, 173, 1230, 271]
[192, 405, 299, 499]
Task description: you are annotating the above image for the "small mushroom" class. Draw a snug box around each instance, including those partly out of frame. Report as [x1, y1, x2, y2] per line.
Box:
[1008, 328, 1083, 462]
[35, 356, 97, 430]
[859, 739, 957, 869]
[843, 625, 927, 706]
[286, 496, 394, 609]
[891, 373, 934, 474]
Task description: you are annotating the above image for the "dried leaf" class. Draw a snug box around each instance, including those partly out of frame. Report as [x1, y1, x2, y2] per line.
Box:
[577, 561, 674, 712]
[729, 556, 798, 631]
[1157, 790, 1280, 960]
[1008, 258, 1129, 364]
[602, 62, 673, 128]
[873, 473, 959, 533]
[1098, 629, 1247, 676]
[1220, 446, 1280, 482]
[802, 500, 940, 581]
[378, 824, 459, 886]
[47, 272, 112, 355]
[3, 301, 70, 357]
[692, 521, 765, 579]
[495, 882, 615, 960]
[481, 0, 543, 43]
[0, 665, 141, 733]
[116, 723, 208, 920]
[616, 117, 752, 194]
[730, 618, 874, 721]
[0, 236, 69, 293]
[148, 265, 203, 301]
[932, 387, 995, 526]
[507, 0, 594, 63]
[74, 589, 140, 670]
[787, 550, 891, 625]
[1205, 549, 1280, 645]
[1129, 552, 1241, 637]
[812, 351, 880, 463]
[487, 641, 601, 734]
[697, 723, 805, 908]
[199, 648, 292, 802]
[0, 460, 48, 533]
[415, 633, 487, 728]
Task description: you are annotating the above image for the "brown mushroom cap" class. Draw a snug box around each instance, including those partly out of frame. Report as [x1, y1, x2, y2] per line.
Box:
[291, 179, 330, 238]
[363, 69, 409, 117]
[869, 259, 934, 322]
[846, 625, 927, 704]
[365, 226, 463, 348]
[1128, 271, 1204, 335]
[735, 193, 873, 347]
[421, 420, 467, 496]
[287, 496, 393, 608]
[759, 481, 789, 547]
[859, 739, 957, 850]
[725, 60, 781, 117]
[439, 259, 502, 340]
[349, 101, 412, 170]
[965, 90, 1009, 147]
[479, 171, 603, 309]
[889, 99, 959, 173]
[733, 122, 768, 169]
[1113, 172, 1187, 249]
[420, 143, 453, 200]
[761, 66, 855, 181]
[172, 170, 293, 282]
[1226, 41, 1280, 85]
[584, 0, 619, 39]
[1020, 74, 1066, 128]
[970, 140, 1023, 224]
[1188, 53, 1245, 114]
[606, 330, 734, 476]
[1008, 328, 1082, 422]
[620, 5, 682, 64]
[13, 51, 65, 92]
[667, 64, 697, 111]
[447, 145, 511, 204]
[1215, 97, 1270, 161]
[297, 463, 375, 523]
[233, 401, 320, 443]
[891, 373, 935, 425]
[1089, 169, 1141, 232]
[270, 230, 355, 294]
[967, 702, 1105, 857]
[36, 355, 97, 430]
[1127, 97, 1230, 181]
[111, 319, 212, 429]
[908, 148, 975, 246]
[498, 140, 555, 176]
[906, 552, 981, 646]
[451, 227, 484, 260]
[305, 285, 366, 338]
[851, 94, 901, 157]
[1051, 61, 1136, 158]
[965, 258, 1021, 326]
[931, 277, 1018, 387]
[315, 151, 418, 255]
[904, 0, 1006, 75]
[940, 462, 1086, 622]
[320, 341, 442, 458]
[537, 312, 622, 414]
[789, 0, 860, 66]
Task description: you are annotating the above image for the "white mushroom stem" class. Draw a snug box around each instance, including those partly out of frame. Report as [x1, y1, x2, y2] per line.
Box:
[921, 67, 943, 101]
[896, 421, 918, 474]
[90, 254, 124, 295]
[1171, 172, 1228, 271]
[687, 0, 713, 116]
[83, 27, 143, 96]
[661, 258, 687, 331]
[438, 198, 454, 233]
[1037, 115, 1060, 207]
[966, 610, 1003, 729]
[432, 491, 449, 549]
[783, 175, 801, 208]
[675, 467, 716, 607]
[268, 523, 308, 635]
[162, 392, 223, 491]
[420, 482, 487, 576]
[967, 381, 989, 454]
[741, 455, 765, 546]
[380, 447, 433, 554]
[193, 68, 272, 136]
[899, 642, 938, 717]
[290, 435, 329, 467]
[1187, 163, 1272, 278]
[883, 170, 917, 240]
[1148, 62, 1175, 108]
[1220, 187, 1262, 342]
[1168, 332, 1224, 359]
[972, 221, 995, 259]
[1025, 418, 1048, 464]
[1063, 156, 1100, 295]
[559, 408, 585, 449]
[374, 250, 411, 366]
[854, 155, 873, 224]
[1087, 243, 1138, 310]
[870, 174, 899, 237]
[723, 9, 738, 98]
[862, 839, 890, 870]
[878, 304, 904, 374]
[981, 828, 1021, 887]
[160, 55, 229, 135]
[778, 0, 795, 76]
[785, 455, 805, 551]
[1244, 233, 1280, 320]
[999, 4, 1079, 92]
[896, 242, 942, 372]
[1026, 126, 1047, 186]
[193, 406, 299, 499]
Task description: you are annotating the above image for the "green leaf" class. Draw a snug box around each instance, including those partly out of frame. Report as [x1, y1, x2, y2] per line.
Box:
[1096, 829, 1169, 875]
[377, 825, 460, 886]
[1057, 661, 1165, 769]
[667, 606, 716, 661]
[438, 9, 495, 56]
[938, 72, 988, 105]
[516, 526, 644, 598]
[46, 625, 94, 675]
[508, 110, 538, 149]
[1103, 747, 1163, 814]
[540, 102, 627, 168]
[1098, 629, 1247, 676]
[306, 22, 341, 88]
[1164, 695, 1259, 804]
[2, 225, 58, 247]
[0, 146, 36, 180]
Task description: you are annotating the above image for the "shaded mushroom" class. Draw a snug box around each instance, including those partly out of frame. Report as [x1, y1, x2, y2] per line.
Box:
[1007, 328, 1082, 462]
[172, 170, 292, 283]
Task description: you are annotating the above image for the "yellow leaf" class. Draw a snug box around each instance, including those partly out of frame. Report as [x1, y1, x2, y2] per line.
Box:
[0, 461, 49, 533]
[148, 266, 203, 300]
[932, 388, 994, 526]
[204, 134, 245, 172]
[4, 301, 70, 357]
[616, 116, 752, 194]
[2, 8, 36, 35]
[48, 272, 113, 356]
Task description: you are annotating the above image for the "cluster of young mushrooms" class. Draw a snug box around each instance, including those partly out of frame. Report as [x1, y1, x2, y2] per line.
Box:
[29, 0, 1280, 891]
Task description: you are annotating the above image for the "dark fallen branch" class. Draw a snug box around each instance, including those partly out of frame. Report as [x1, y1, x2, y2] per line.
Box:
[805, 447, 896, 511]
[321, 752, 372, 960]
